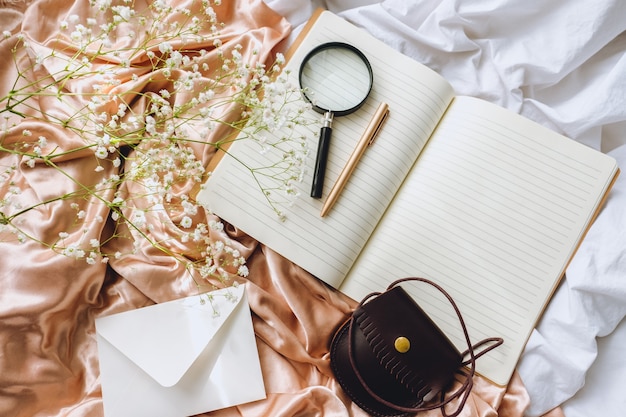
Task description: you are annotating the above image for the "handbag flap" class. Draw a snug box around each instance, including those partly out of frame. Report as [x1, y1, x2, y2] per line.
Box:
[353, 286, 462, 403]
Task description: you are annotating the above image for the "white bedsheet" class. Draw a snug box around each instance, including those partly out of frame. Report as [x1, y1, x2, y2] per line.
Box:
[265, 1, 626, 416]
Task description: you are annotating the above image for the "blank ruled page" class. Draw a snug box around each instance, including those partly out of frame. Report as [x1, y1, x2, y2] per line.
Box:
[340, 96, 618, 385]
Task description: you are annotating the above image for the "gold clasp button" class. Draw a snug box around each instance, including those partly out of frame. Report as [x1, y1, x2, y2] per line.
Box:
[394, 336, 410, 353]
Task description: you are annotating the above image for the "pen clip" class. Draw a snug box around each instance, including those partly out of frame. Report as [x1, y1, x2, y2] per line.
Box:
[368, 108, 389, 146]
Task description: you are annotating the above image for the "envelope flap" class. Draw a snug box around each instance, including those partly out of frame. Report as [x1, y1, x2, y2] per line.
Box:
[95, 285, 246, 387]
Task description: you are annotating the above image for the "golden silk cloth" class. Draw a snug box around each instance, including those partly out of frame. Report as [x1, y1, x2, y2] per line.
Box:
[0, 0, 560, 416]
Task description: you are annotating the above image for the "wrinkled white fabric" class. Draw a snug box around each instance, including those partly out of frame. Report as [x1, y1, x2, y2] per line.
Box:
[518, 143, 626, 416]
[561, 313, 626, 417]
[265, 0, 626, 416]
[343, 0, 626, 152]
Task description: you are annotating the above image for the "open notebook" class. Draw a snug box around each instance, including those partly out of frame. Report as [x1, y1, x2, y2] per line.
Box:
[198, 11, 619, 386]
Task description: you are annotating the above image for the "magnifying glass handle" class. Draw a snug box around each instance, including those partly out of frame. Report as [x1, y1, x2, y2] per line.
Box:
[311, 112, 334, 198]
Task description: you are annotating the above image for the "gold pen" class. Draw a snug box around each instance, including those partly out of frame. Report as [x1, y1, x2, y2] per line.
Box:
[320, 102, 389, 217]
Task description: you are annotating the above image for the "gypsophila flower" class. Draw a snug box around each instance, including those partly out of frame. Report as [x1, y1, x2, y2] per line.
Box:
[208, 219, 223, 232]
[70, 30, 82, 43]
[94, 146, 108, 159]
[112, 5, 134, 21]
[62, 244, 85, 258]
[180, 216, 193, 228]
[181, 198, 198, 216]
[132, 211, 147, 229]
[159, 42, 173, 55]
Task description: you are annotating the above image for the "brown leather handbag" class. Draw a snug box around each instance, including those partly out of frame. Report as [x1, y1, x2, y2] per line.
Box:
[330, 277, 503, 417]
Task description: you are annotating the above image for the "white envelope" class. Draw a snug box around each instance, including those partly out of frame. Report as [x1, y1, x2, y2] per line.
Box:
[95, 284, 265, 417]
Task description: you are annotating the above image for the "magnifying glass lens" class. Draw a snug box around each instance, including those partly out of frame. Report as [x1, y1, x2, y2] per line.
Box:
[300, 47, 372, 114]
[299, 42, 373, 199]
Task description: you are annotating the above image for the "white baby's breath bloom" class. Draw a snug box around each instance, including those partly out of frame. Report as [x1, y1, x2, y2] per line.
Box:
[237, 265, 249, 277]
[94, 146, 108, 159]
[63, 244, 85, 259]
[158, 42, 173, 55]
[15, 232, 26, 243]
[112, 5, 134, 21]
[132, 210, 146, 229]
[69, 28, 82, 41]
[180, 216, 193, 229]
[181, 199, 198, 216]
[208, 219, 224, 232]
[2, 31, 11, 39]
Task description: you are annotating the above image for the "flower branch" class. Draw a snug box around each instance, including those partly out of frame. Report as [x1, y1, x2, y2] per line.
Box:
[0, 0, 317, 288]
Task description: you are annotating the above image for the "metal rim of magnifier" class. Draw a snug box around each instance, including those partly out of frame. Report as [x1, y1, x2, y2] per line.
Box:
[298, 42, 374, 117]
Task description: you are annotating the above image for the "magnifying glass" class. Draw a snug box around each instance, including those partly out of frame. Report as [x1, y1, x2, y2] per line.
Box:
[299, 42, 373, 198]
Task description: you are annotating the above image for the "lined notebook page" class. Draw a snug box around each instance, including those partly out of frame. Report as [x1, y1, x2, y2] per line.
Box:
[340, 96, 618, 385]
[199, 11, 454, 287]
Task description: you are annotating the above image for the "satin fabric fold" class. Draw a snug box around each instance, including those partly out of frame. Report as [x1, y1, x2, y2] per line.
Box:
[1, 1, 536, 416]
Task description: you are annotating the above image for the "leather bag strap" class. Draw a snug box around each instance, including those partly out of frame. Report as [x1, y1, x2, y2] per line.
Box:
[347, 277, 503, 417]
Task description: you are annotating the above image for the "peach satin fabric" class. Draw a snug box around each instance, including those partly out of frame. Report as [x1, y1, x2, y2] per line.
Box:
[1, 0, 553, 416]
